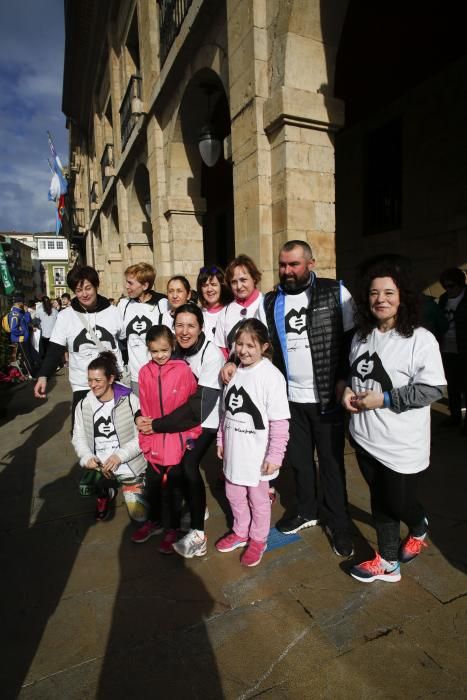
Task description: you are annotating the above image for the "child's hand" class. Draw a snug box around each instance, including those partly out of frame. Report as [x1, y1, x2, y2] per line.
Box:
[351, 390, 384, 411]
[217, 445, 224, 459]
[86, 457, 101, 470]
[261, 461, 279, 476]
[136, 416, 154, 434]
[220, 362, 236, 385]
[102, 454, 121, 476]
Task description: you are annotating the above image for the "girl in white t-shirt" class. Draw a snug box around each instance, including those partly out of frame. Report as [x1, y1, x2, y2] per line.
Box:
[216, 319, 290, 567]
[342, 259, 446, 584]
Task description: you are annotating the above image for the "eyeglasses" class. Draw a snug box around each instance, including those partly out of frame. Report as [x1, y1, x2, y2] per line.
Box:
[199, 266, 220, 275]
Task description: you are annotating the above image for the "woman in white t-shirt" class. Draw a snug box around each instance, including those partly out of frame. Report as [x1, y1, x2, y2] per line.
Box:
[214, 254, 264, 358]
[196, 265, 233, 340]
[342, 259, 446, 584]
[143, 304, 225, 559]
[161, 275, 192, 331]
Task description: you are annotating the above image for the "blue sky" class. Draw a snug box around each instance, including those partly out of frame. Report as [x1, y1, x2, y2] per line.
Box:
[0, 0, 68, 233]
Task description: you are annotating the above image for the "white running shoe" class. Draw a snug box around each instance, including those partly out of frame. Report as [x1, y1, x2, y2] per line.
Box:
[172, 529, 207, 558]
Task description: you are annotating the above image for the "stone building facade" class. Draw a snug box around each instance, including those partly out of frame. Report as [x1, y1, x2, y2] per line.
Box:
[63, 1, 467, 299]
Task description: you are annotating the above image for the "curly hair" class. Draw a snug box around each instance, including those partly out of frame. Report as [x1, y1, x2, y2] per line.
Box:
[354, 256, 421, 339]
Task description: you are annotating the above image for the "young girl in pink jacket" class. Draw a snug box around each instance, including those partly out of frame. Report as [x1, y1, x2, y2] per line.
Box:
[133, 325, 201, 553]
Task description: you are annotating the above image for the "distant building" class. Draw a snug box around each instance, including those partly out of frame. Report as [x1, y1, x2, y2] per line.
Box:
[2, 232, 71, 300]
[0, 233, 35, 300]
[62, 1, 467, 298]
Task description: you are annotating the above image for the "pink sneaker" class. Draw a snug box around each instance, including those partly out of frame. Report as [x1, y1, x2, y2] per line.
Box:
[131, 520, 163, 544]
[216, 532, 249, 552]
[159, 529, 178, 555]
[241, 539, 267, 567]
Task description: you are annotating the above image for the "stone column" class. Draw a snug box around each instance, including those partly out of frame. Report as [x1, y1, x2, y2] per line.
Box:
[227, 0, 274, 290]
[264, 88, 344, 278]
[162, 196, 206, 287]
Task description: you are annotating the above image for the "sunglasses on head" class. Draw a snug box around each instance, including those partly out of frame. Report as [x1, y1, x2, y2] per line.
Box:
[200, 266, 220, 275]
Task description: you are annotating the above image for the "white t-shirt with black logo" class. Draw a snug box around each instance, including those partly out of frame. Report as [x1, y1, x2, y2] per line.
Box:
[118, 297, 168, 381]
[222, 358, 290, 486]
[283, 286, 354, 403]
[93, 399, 132, 478]
[184, 337, 224, 430]
[202, 307, 224, 340]
[349, 327, 446, 474]
[214, 294, 264, 352]
[50, 306, 124, 392]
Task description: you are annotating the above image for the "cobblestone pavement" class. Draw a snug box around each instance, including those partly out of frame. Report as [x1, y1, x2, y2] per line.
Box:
[1, 373, 466, 699]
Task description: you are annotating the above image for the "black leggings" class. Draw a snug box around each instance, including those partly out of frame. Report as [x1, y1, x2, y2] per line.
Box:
[145, 462, 183, 529]
[354, 443, 426, 561]
[181, 429, 216, 531]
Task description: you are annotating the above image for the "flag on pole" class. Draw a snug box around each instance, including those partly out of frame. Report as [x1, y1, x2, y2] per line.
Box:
[0, 243, 15, 295]
[47, 131, 68, 234]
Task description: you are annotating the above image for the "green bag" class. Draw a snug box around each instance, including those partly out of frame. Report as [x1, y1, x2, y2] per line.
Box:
[79, 468, 104, 497]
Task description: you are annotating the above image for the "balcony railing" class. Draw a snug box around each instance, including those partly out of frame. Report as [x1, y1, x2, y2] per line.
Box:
[120, 75, 142, 149]
[100, 143, 115, 192]
[158, 0, 194, 66]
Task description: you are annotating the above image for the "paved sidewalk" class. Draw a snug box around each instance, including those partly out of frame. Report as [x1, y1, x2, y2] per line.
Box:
[1, 374, 466, 699]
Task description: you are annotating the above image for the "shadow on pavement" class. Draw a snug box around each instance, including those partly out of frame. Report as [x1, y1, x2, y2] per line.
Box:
[0, 402, 89, 700]
[97, 524, 224, 699]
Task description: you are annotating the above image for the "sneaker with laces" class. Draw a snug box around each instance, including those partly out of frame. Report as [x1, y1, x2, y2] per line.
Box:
[399, 533, 428, 563]
[350, 553, 401, 583]
[215, 532, 249, 552]
[159, 529, 178, 555]
[241, 539, 267, 567]
[95, 488, 116, 522]
[326, 527, 354, 557]
[131, 520, 163, 543]
[173, 529, 207, 558]
[276, 514, 318, 535]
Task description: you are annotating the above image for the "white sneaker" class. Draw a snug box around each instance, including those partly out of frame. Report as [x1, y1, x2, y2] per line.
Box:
[173, 529, 207, 558]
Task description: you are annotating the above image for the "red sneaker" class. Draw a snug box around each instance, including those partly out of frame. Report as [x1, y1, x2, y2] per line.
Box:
[241, 539, 267, 567]
[131, 520, 163, 544]
[159, 529, 178, 555]
[399, 534, 428, 563]
[350, 553, 401, 583]
[216, 532, 248, 553]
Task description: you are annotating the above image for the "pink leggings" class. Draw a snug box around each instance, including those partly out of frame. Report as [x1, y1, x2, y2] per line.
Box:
[225, 479, 271, 543]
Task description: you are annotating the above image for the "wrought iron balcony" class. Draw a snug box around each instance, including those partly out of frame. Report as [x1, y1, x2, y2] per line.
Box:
[120, 75, 143, 149]
[158, 0, 194, 66]
[100, 143, 115, 192]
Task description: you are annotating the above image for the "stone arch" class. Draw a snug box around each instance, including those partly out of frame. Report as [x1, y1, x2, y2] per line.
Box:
[163, 65, 234, 274]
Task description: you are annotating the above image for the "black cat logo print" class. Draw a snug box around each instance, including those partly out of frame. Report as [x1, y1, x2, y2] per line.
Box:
[127, 315, 151, 336]
[73, 325, 117, 352]
[94, 416, 117, 438]
[285, 308, 307, 335]
[224, 385, 265, 430]
[350, 351, 393, 392]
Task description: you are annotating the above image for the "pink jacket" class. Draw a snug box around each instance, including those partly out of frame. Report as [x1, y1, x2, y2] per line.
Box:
[138, 358, 202, 466]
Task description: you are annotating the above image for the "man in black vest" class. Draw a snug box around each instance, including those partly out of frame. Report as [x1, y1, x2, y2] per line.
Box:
[258, 240, 355, 556]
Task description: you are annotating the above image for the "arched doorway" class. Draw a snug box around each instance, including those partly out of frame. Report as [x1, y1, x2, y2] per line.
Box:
[176, 69, 235, 270]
